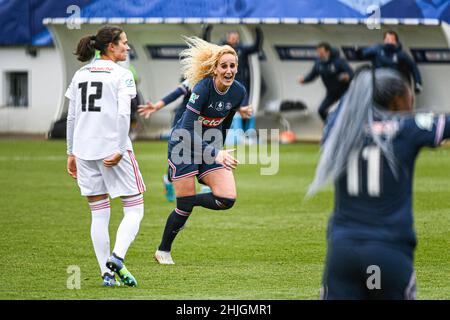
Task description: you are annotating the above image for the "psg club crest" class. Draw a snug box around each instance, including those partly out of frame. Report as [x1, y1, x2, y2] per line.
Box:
[225, 102, 232, 110]
[215, 101, 225, 111]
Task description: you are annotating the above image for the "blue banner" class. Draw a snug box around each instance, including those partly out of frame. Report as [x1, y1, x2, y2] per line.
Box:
[1, 0, 449, 46]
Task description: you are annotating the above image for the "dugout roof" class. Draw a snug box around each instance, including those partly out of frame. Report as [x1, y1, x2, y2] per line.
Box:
[2, 0, 450, 46]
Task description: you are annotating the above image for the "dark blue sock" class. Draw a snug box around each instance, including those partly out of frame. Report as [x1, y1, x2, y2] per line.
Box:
[158, 195, 196, 252]
[158, 210, 189, 252]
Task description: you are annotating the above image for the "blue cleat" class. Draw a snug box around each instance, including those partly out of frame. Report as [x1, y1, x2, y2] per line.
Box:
[163, 174, 175, 202]
[106, 254, 137, 287]
[102, 272, 120, 287]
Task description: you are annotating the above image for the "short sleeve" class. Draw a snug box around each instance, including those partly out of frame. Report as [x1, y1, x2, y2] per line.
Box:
[65, 77, 75, 100]
[408, 113, 449, 148]
[185, 80, 209, 115]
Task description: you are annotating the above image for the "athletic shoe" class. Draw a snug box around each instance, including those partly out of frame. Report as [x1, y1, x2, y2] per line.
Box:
[200, 186, 211, 194]
[102, 272, 120, 287]
[154, 250, 175, 265]
[106, 254, 137, 287]
[163, 174, 175, 202]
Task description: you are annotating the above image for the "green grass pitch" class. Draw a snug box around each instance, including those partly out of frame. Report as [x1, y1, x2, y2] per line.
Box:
[0, 140, 448, 299]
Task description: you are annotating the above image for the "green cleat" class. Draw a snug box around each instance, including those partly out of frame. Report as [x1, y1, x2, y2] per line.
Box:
[117, 265, 137, 287]
[106, 254, 137, 287]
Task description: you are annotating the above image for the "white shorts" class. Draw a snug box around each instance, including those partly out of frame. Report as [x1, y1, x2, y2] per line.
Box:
[76, 150, 146, 199]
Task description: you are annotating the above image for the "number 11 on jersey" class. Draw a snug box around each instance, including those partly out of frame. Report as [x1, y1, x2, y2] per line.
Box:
[347, 146, 382, 197]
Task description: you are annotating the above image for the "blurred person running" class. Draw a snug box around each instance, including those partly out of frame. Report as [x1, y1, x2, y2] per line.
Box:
[299, 42, 353, 122]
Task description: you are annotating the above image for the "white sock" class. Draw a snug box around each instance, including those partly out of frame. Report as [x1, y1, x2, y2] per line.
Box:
[113, 194, 144, 260]
[89, 198, 111, 276]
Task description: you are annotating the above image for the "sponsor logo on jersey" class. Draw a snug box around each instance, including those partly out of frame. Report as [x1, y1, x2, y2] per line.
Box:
[208, 104, 214, 108]
[415, 113, 434, 131]
[370, 121, 399, 136]
[125, 79, 135, 87]
[89, 66, 113, 73]
[189, 93, 200, 104]
[197, 115, 225, 127]
[215, 101, 225, 111]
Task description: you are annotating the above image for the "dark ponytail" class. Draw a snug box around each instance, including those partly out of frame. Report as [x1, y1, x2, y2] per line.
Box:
[75, 35, 96, 62]
[75, 25, 123, 62]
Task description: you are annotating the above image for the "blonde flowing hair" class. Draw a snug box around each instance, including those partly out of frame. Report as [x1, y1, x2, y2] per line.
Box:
[180, 36, 238, 89]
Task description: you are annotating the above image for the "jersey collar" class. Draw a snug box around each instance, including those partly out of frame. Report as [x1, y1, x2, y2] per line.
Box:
[213, 77, 231, 95]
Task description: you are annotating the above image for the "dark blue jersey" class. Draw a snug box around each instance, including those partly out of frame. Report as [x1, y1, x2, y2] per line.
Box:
[169, 76, 246, 158]
[327, 111, 450, 251]
[304, 47, 354, 97]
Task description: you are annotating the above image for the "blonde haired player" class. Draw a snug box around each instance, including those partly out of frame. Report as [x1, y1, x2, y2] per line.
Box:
[66, 25, 145, 286]
[139, 37, 251, 264]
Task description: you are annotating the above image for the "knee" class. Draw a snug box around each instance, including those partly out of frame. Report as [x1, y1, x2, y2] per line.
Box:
[215, 196, 236, 210]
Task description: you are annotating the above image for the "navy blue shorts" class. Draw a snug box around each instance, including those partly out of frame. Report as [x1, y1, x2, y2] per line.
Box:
[167, 159, 224, 183]
[321, 238, 416, 300]
[167, 141, 225, 183]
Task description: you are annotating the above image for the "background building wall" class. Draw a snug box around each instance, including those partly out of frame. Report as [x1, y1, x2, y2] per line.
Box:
[0, 47, 63, 134]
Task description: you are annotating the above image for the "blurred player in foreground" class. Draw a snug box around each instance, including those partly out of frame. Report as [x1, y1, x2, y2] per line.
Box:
[308, 67, 450, 299]
[66, 25, 146, 287]
[143, 37, 250, 264]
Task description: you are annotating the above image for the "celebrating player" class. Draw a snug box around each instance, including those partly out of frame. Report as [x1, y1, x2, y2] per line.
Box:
[308, 67, 450, 299]
[139, 75, 253, 201]
[150, 37, 250, 264]
[66, 25, 146, 286]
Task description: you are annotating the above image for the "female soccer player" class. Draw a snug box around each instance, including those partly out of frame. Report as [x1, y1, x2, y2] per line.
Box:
[308, 67, 450, 299]
[146, 37, 251, 264]
[66, 25, 146, 286]
[139, 77, 252, 202]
